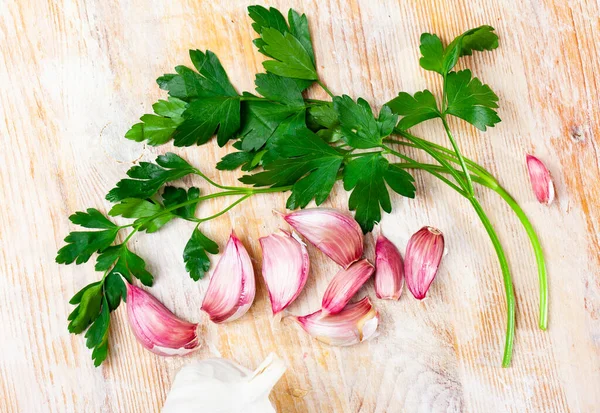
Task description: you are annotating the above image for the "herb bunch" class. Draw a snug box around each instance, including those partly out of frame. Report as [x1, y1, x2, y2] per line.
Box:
[57, 6, 547, 367]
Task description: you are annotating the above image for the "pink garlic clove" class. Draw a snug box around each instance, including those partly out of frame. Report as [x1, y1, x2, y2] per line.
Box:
[404, 226, 445, 300]
[526, 154, 555, 205]
[321, 259, 374, 315]
[375, 234, 404, 300]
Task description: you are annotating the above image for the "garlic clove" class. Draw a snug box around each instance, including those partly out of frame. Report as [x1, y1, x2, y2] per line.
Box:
[292, 297, 379, 346]
[321, 259, 374, 315]
[526, 154, 555, 205]
[126, 284, 200, 356]
[201, 231, 256, 323]
[404, 226, 445, 300]
[259, 230, 310, 314]
[375, 234, 404, 300]
[280, 208, 363, 268]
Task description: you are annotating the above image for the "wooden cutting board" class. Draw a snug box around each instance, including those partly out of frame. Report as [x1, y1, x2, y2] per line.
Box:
[1, 0, 599, 411]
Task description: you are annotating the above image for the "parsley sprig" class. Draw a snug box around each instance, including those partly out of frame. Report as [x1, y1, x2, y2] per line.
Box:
[58, 6, 547, 368]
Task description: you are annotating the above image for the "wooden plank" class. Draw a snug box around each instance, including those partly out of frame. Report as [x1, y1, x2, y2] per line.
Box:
[1, 0, 599, 411]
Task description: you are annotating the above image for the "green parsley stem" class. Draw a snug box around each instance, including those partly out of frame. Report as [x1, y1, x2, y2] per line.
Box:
[192, 194, 253, 223]
[388, 134, 548, 330]
[317, 80, 334, 98]
[193, 169, 252, 192]
[440, 115, 475, 196]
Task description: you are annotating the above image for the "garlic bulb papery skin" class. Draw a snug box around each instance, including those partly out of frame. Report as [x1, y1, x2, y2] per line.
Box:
[281, 208, 363, 268]
[259, 230, 310, 314]
[292, 297, 379, 346]
[404, 226, 445, 300]
[321, 259, 374, 315]
[526, 154, 555, 205]
[201, 231, 256, 323]
[126, 284, 200, 356]
[374, 234, 404, 300]
[162, 353, 286, 413]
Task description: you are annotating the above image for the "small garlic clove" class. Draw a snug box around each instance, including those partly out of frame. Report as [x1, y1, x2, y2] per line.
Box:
[526, 154, 555, 205]
[259, 230, 310, 314]
[321, 259, 374, 315]
[201, 231, 256, 323]
[404, 226, 445, 300]
[126, 284, 200, 356]
[280, 208, 363, 268]
[375, 234, 404, 300]
[292, 297, 379, 346]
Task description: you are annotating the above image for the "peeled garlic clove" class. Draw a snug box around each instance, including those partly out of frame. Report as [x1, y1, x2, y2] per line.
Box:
[405, 226, 445, 300]
[281, 208, 363, 268]
[126, 284, 200, 356]
[292, 297, 379, 346]
[526, 154, 555, 205]
[375, 234, 404, 300]
[321, 259, 374, 315]
[259, 230, 310, 314]
[201, 231, 256, 323]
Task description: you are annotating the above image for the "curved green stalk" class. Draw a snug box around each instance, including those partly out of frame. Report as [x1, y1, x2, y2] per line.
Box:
[388, 135, 548, 330]
[440, 116, 475, 196]
[469, 198, 516, 367]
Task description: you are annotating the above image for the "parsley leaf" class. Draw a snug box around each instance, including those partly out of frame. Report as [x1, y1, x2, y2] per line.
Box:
[343, 153, 415, 232]
[125, 97, 187, 146]
[334, 95, 397, 149]
[103, 271, 127, 311]
[96, 244, 154, 286]
[183, 228, 219, 281]
[56, 209, 119, 264]
[68, 282, 103, 334]
[249, 6, 317, 80]
[216, 150, 255, 171]
[239, 99, 306, 151]
[162, 186, 201, 219]
[106, 153, 195, 202]
[241, 129, 344, 208]
[255, 73, 305, 107]
[419, 26, 498, 75]
[445, 69, 500, 131]
[386, 90, 441, 129]
[85, 297, 110, 367]
[156, 50, 241, 146]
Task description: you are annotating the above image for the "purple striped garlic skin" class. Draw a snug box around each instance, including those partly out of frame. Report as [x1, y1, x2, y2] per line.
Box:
[526, 154, 555, 205]
[375, 234, 404, 300]
[201, 231, 255, 323]
[126, 284, 200, 356]
[404, 226, 445, 300]
[260, 230, 310, 314]
[281, 208, 363, 268]
[321, 259, 374, 315]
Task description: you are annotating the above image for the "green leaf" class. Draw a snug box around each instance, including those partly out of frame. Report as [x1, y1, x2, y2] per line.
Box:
[103, 271, 127, 311]
[85, 297, 110, 367]
[106, 153, 195, 203]
[67, 282, 103, 334]
[69, 209, 117, 230]
[125, 97, 187, 146]
[445, 70, 500, 131]
[183, 228, 219, 281]
[307, 105, 339, 129]
[109, 198, 162, 218]
[241, 129, 344, 208]
[386, 90, 441, 129]
[174, 96, 241, 147]
[162, 186, 201, 219]
[288, 9, 315, 65]
[216, 151, 255, 171]
[56, 229, 118, 265]
[419, 33, 444, 74]
[239, 100, 305, 151]
[260, 27, 318, 80]
[343, 153, 415, 233]
[384, 164, 416, 198]
[334, 95, 393, 149]
[96, 245, 153, 286]
[419, 26, 499, 75]
[248, 5, 289, 39]
[255, 73, 305, 107]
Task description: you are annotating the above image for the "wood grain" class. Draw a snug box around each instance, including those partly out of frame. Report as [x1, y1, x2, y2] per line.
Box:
[1, 0, 599, 412]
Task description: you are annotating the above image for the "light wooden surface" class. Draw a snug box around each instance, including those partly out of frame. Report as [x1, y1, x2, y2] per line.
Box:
[1, 0, 599, 412]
